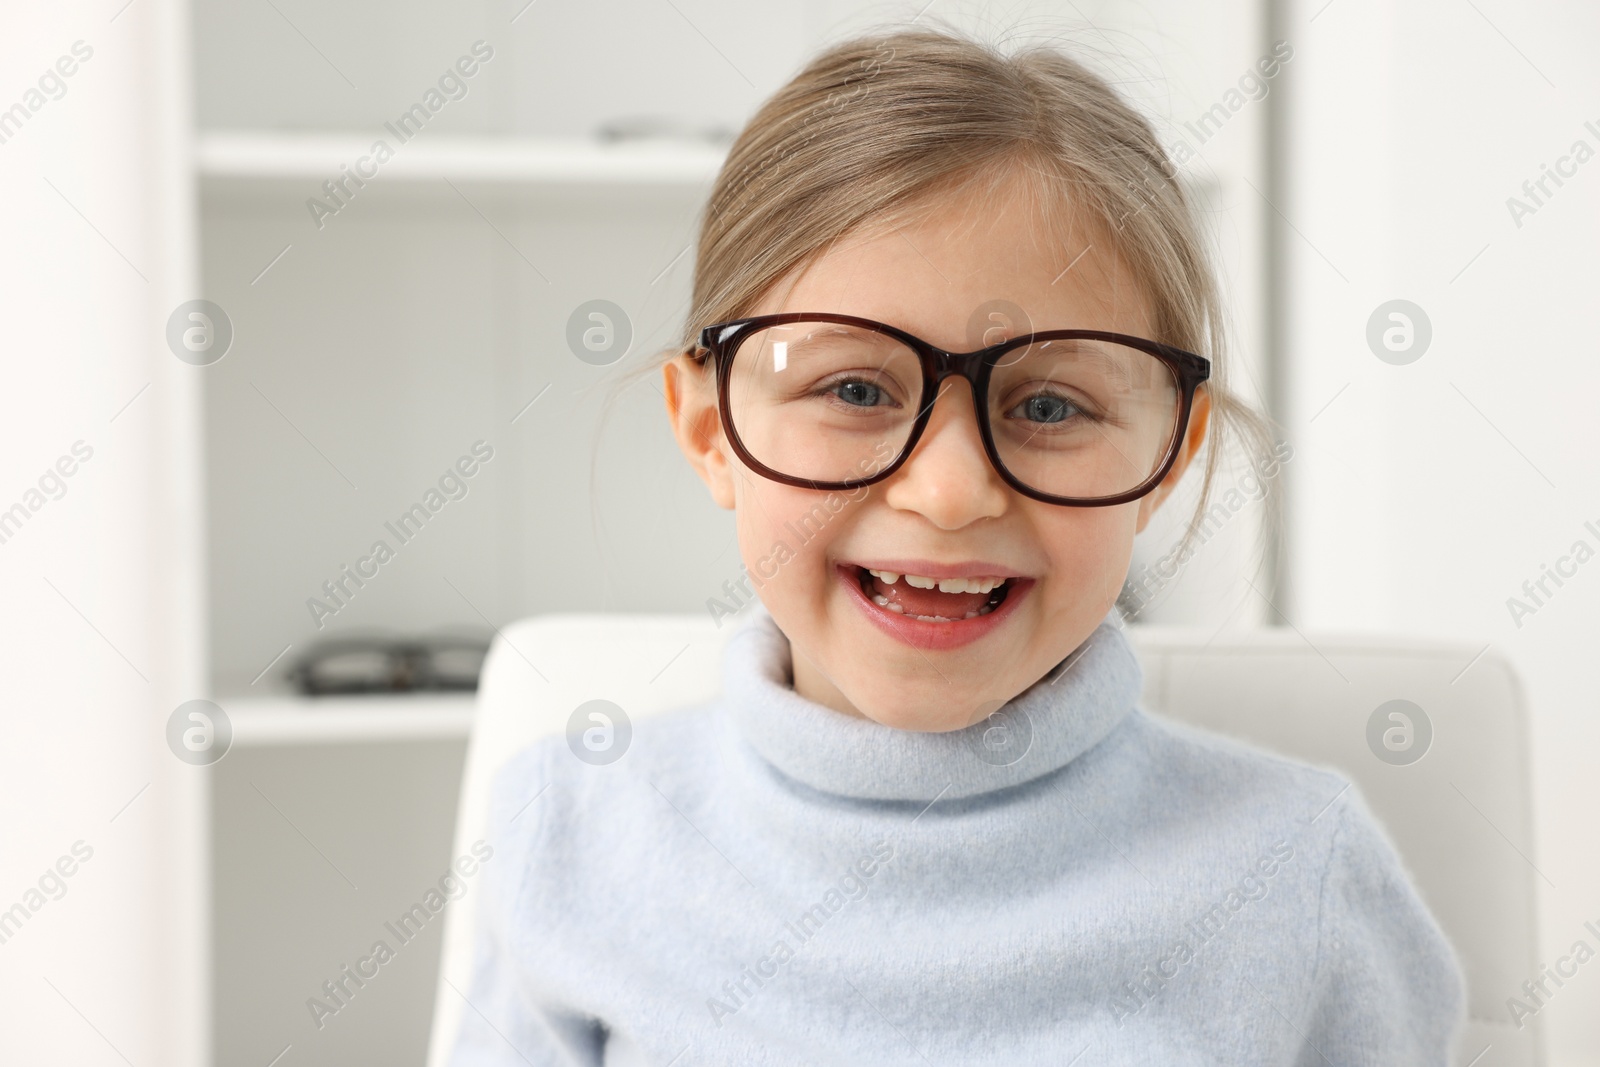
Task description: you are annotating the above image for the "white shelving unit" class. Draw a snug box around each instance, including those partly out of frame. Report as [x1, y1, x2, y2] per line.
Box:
[198, 135, 727, 701]
[198, 131, 727, 186]
[197, 130, 725, 753]
[228, 694, 476, 746]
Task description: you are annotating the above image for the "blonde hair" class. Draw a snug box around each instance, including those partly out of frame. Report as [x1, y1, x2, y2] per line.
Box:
[638, 23, 1275, 563]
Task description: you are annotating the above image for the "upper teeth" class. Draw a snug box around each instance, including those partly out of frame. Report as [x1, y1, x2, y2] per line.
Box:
[867, 569, 1006, 595]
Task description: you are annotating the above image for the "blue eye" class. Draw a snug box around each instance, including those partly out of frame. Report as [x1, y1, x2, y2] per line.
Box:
[1011, 393, 1082, 424]
[832, 380, 885, 407]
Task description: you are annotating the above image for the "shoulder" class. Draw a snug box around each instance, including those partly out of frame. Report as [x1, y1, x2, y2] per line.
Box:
[1101, 707, 1352, 829]
[1114, 712, 1437, 910]
[475, 700, 730, 922]
[1080, 709, 1367, 915]
[1103, 712, 1463, 1046]
[1107, 706, 1442, 905]
[483, 698, 729, 849]
[490, 696, 722, 783]
[1313, 781, 1458, 964]
[1301, 779, 1466, 1054]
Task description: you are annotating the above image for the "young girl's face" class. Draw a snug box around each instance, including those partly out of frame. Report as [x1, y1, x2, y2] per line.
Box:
[666, 175, 1206, 731]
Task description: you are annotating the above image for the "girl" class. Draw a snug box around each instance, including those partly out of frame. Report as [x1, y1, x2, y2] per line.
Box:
[452, 25, 1465, 1066]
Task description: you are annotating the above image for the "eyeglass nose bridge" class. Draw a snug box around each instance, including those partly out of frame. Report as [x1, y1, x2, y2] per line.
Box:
[923, 342, 1002, 386]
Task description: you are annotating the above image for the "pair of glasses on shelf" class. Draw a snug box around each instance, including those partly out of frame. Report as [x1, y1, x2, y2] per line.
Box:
[686, 312, 1211, 507]
[287, 634, 492, 696]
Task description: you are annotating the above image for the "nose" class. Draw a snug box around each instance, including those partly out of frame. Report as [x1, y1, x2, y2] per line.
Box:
[881, 377, 1009, 529]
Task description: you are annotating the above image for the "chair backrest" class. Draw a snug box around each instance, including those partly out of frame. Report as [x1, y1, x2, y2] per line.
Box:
[426, 614, 1541, 1067]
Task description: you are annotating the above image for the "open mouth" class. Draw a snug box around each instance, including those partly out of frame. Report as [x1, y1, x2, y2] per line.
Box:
[851, 565, 1016, 623]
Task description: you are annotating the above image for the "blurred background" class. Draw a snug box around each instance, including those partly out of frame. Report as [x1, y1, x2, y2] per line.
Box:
[3, 0, 1598, 1063]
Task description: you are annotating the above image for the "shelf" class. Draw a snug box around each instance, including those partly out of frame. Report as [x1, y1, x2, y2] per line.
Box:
[224, 693, 476, 746]
[197, 131, 728, 186]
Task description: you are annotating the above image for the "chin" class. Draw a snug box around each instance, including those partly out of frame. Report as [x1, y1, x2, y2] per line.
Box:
[847, 685, 991, 734]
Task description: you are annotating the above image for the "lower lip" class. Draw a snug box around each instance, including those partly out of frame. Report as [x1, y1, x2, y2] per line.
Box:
[836, 564, 1034, 653]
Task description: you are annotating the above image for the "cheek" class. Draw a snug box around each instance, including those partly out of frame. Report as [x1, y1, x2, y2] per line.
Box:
[1034, 505, 1142, 595]
[733, 483, 839, 592]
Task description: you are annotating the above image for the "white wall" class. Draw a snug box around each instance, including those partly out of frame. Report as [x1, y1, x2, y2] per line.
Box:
[1284, 0, 1600, 1060]
[0, 1, 205, 1064]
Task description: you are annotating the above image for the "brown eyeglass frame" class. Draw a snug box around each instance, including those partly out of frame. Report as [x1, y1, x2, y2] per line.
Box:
[685, 312, 1211, 507]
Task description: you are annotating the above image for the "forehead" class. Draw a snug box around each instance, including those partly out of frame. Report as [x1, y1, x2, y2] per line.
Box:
[747, 168, 1158, 347]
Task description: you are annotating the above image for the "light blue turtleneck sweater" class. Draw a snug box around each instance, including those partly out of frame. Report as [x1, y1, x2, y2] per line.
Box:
[450, 608, 1466, 1065]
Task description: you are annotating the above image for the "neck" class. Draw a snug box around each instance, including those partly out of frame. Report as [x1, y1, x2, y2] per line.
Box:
[721, 603, 1143, 802]
[789, 644, 859, 720]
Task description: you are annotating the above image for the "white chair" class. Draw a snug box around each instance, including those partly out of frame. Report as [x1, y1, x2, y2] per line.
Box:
[425, 614, 1542, 1067]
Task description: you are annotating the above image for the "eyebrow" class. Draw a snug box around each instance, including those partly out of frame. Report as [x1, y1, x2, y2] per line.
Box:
[1026, 339, 1136, 389]
[783, 324, 888, 344]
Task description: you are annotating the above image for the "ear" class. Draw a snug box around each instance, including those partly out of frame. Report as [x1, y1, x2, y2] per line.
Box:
[1134, 385, 1211, 533]
[663, 351, 737, 510]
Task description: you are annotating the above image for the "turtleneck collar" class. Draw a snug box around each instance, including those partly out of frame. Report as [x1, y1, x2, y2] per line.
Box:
[719, 604, 1143, 803]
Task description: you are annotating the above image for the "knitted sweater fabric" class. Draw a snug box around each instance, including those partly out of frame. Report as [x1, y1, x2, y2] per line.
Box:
[450, 607, 1466, 1066]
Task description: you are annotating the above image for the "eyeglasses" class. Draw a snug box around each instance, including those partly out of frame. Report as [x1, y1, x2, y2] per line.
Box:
[288, 634, 492, 695]
[688, 312, 1210, 506]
